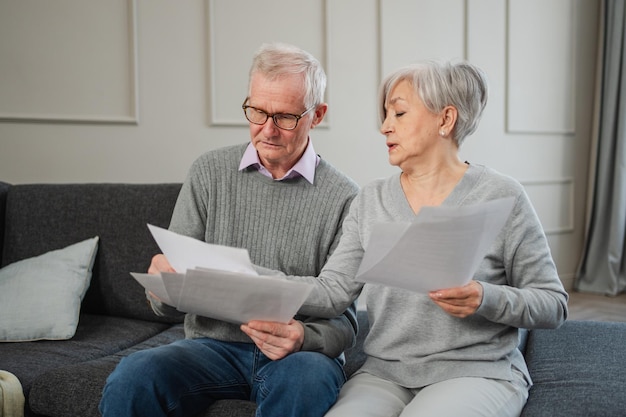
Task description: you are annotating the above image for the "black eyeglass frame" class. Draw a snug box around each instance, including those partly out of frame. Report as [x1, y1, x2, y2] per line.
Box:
[241, 98, 315, 131]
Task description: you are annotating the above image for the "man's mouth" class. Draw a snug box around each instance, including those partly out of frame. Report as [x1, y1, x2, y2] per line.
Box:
[260, 140, 281, 148]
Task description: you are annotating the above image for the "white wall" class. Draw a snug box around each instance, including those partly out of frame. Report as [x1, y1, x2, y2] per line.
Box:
[0, 0, 600, 289]
[0, 0, 387, 186]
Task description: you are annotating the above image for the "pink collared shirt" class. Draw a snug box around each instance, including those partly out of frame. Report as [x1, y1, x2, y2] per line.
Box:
[238, 140, 320, 184]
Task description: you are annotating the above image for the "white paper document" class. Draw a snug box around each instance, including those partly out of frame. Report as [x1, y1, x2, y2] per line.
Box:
[356, 197, 515, 293]
[131, 272, 174, 305]
[131, 225, 313, 324]
[147, 224, 257, 275]
[177, 269, 312, 324]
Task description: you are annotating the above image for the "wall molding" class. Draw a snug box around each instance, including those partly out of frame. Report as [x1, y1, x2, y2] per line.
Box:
[520, 177, 575, 234]
[505, 0, 576, 135]
[206, 0, 331, 128]
[377, 0, 468, 82]
[0, 0, 139, 125]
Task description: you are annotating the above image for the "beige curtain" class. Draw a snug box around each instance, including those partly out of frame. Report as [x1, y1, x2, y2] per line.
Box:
[575, 0, 626, 296]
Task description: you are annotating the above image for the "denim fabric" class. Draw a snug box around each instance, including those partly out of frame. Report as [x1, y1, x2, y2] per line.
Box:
[99, 337, 346, 417]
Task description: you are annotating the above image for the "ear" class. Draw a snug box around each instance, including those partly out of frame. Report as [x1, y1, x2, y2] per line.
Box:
[310, 103, 328, 128]
[439, 106, 457, 134]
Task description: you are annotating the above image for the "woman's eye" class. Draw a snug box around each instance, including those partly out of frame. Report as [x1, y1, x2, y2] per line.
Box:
[395, 112, 406, 117]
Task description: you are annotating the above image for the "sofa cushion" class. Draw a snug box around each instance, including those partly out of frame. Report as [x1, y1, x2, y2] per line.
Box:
[29, 324, 184, 417]
[29, 310, 371, 417]
[0, 237, 99, 342]
[521, 320, 626, 417]
[1, 183, 182, 323]
[0, 314, 170, 399]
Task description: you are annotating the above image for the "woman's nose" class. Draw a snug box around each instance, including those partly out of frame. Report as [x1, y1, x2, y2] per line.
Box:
[380, 118, 392, 135]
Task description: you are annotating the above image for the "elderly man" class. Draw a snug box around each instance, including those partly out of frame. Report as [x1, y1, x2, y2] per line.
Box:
[99, 42, 359, 417]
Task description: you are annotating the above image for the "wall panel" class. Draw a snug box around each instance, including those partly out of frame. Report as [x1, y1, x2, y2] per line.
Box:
[0, 0, 138, 124]
[522, 179, 575, 234]
[207, 0, 328, 126]
[507, 0, 575, 133]
[380, 0, 466, 76]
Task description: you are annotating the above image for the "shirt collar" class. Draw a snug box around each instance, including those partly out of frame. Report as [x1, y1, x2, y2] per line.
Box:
[238, 140, 320, 184]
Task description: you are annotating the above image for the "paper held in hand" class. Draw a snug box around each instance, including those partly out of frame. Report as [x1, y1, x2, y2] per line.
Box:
[130, 225, 313, 324]
[355, 197, 515, 293]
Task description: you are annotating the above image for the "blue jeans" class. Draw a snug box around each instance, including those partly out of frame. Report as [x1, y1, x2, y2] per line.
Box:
[99, 338, 346, 417]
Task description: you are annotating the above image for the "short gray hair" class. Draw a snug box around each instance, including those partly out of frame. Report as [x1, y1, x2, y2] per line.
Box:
[378, 61, 489, 146]
[248, 43, 326, 109]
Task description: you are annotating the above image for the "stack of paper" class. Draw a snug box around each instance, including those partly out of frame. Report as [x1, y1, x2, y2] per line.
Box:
[356, 197, 515, 293]
[131, 225, 313, 324]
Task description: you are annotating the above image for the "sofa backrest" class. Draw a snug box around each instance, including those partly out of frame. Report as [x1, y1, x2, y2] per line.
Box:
[0, 183, 183, 323]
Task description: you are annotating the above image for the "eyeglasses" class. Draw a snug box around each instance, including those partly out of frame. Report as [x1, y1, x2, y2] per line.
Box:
[242, 98, 315, 131]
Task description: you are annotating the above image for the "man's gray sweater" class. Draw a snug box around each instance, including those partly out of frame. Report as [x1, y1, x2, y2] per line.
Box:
[150, 143, 360, 358]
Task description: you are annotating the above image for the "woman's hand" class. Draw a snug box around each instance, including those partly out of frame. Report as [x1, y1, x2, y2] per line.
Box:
[429, 281, 484, 318]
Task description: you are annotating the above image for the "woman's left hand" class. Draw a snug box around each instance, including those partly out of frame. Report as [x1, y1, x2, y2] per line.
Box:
[429, 281, 484, 318]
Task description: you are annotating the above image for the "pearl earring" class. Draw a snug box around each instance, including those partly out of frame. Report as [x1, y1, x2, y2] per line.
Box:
[439, 130, 445, 136]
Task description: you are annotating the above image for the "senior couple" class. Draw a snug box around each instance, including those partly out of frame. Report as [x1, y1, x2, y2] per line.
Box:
[99, 43, 568, 417]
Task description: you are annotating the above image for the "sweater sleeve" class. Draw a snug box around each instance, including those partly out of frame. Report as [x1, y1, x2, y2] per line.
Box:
[168, 156, 210, 240]
[475, 190, 568, 329]
[299, 303, 358, 358]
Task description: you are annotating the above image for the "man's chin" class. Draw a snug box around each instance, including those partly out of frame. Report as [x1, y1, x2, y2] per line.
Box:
[256, 144, 285, 159]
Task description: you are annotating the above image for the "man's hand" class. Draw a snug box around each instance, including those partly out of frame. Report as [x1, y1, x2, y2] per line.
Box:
[428, 280, 484, 318]
[148, 254, 175, 275]
[146, 254, 175, 303]
[241, 319, 305, 360]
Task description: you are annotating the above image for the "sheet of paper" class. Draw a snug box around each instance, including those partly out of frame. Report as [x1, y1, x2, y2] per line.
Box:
[132, 226, 313, 323]
[161, 272, 185, 306]
[130, 272, 173, 305]
[176, 268, 313, 324]
[356, 197, 515, 293]
[147, 224, 257, 275]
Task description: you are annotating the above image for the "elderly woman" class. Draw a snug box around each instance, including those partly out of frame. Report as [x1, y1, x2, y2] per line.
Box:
[243, 61, 568, 417]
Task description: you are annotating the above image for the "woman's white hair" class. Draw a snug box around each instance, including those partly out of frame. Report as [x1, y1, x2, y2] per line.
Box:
[378, 60, 489, 146]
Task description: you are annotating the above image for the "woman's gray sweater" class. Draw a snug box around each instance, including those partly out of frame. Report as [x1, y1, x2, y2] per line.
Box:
[283, 163, 568, 388]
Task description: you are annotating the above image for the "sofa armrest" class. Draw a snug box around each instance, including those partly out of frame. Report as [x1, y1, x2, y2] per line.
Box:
[521, 320, 626, 417]
[0, 181, 10, 267]
[0, 370, 24, 417]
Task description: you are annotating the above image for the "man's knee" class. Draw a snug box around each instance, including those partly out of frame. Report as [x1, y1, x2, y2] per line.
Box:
[267, 352, 345, 389]
[104, 348, 166, 396]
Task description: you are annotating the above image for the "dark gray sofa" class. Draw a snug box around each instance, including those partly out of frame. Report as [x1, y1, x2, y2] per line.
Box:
[0, 182, 625, 417]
